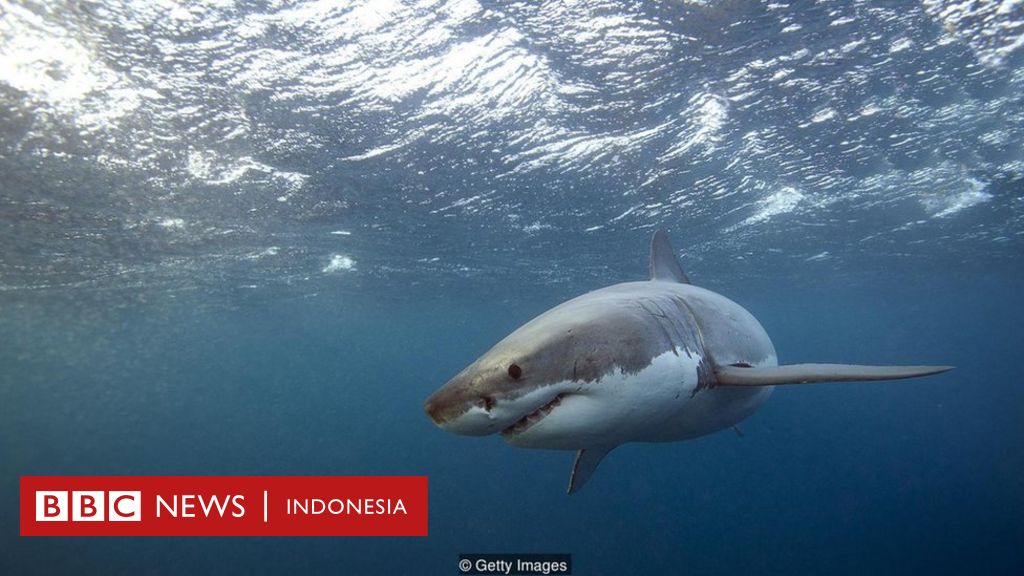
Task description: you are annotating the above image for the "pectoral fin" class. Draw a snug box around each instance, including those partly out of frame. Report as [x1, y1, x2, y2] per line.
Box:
[568, 445, 615, 495]
[715, 363, 953, 386]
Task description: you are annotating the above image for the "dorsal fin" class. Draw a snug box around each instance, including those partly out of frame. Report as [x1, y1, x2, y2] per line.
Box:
[715, 363, 953, 386]
[649, 229, 690, 283]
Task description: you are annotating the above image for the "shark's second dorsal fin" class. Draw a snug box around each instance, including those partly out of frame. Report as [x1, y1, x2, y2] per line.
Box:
[650, 229, 690, 284]
[567, 445, 615, 495]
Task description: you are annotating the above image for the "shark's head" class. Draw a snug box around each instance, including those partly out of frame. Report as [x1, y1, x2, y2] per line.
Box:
[422, 341, 547, 438]
[423, 309, 578, 438]
[423, 288, 681, 446]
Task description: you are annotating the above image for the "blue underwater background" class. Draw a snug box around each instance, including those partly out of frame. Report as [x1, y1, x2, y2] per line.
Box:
[2, 0, 1023, 574]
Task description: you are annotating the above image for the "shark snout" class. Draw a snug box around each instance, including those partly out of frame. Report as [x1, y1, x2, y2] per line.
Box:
[423, 397, 444, 425]
[423, 386, 459, 425]
[424, 379, 499, 436]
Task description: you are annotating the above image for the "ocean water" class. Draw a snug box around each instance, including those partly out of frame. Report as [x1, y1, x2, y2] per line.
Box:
[2, 0, 1023, 574]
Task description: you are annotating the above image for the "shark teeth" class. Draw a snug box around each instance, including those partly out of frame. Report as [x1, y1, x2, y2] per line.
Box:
[501, 393, 566, 437]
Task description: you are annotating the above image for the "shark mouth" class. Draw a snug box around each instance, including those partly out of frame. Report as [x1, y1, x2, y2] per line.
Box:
[501, 393, 566, 437]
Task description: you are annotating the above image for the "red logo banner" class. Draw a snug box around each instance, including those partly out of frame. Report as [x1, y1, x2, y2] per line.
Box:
[20, 476, 428, 536]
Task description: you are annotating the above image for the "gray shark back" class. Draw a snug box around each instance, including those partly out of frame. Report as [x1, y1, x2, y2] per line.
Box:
[504, 279, 776, 387]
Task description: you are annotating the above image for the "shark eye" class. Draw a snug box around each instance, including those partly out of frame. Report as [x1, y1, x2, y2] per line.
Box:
[507, 363, 522, 380]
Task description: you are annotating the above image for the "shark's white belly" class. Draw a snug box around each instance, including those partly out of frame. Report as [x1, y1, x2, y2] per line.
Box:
[504, 349, 774, 450]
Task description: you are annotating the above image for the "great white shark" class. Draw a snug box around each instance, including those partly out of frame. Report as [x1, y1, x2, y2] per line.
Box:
[424, 230, 952, 493]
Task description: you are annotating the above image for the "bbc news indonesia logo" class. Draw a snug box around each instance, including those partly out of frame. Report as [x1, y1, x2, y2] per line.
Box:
[21, 476, 428, 537]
